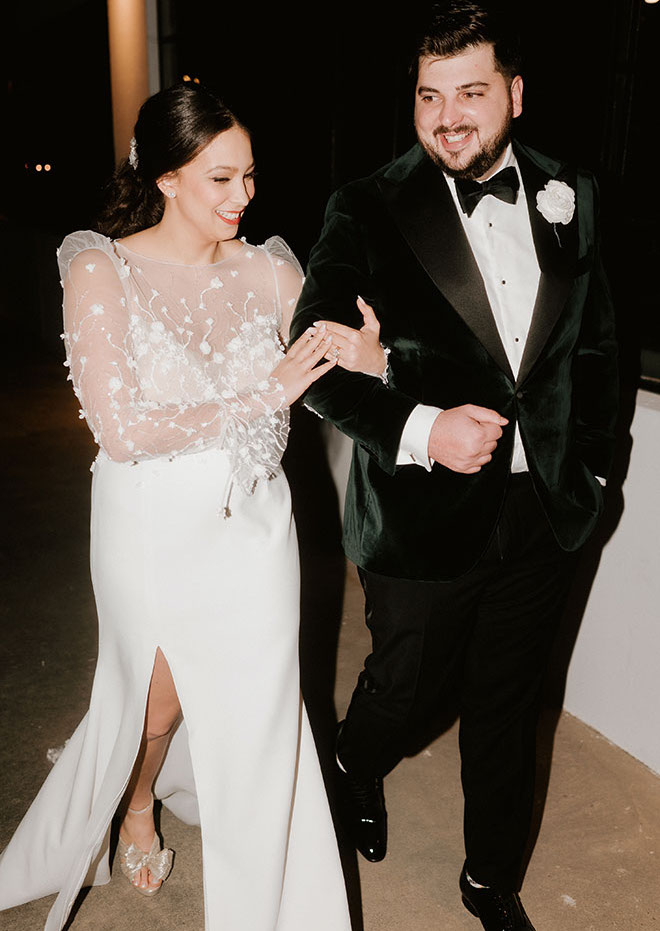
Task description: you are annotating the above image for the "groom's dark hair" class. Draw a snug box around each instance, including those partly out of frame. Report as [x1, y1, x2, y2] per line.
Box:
[413, 2, 522, 83]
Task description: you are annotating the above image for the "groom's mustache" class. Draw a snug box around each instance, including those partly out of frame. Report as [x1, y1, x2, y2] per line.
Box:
[433, 124, 477, 137]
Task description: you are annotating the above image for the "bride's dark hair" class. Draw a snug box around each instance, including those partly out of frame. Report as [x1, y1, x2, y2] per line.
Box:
[97, 83, 245, 238]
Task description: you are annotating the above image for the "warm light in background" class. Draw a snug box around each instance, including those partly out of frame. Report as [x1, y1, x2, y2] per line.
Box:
[182, 75, 200, 83]
[645, 1, 659, 5]
[107, 0, 150, 165]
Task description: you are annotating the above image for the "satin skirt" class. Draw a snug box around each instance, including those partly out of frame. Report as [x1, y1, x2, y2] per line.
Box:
[0, 447, 350, 930]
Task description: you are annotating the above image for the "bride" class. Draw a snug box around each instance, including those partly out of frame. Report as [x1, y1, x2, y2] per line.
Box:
[0, 82, 386, 930]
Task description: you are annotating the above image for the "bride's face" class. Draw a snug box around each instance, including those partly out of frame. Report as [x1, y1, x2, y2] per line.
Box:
[158, 126, 255, 242]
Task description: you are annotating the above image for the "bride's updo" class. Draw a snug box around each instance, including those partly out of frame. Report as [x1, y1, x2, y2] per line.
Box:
[97, 83, 244, 238]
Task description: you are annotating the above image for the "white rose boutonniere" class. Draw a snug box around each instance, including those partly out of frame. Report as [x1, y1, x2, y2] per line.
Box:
[536, 180, 575, 225]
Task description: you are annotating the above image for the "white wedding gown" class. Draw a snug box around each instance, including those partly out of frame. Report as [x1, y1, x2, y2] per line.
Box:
[0, 232, 351, 931]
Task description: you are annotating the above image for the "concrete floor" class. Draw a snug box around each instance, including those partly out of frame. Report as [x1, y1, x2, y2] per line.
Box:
[2, 359, 660, 930]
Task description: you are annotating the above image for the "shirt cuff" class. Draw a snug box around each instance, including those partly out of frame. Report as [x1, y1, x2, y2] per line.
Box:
[396, 404, 443, 470]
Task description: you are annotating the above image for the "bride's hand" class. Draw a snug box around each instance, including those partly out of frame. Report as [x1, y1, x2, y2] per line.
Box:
[317, 297, 386, 376]
[272, 325, 337, 406]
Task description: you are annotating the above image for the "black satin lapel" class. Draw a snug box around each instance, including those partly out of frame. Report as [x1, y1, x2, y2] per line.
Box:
[379, 158, 513, 381]
[517, 155, 575, 384]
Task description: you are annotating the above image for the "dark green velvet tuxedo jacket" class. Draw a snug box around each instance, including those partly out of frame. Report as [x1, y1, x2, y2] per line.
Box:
[290, 141, 618, 581]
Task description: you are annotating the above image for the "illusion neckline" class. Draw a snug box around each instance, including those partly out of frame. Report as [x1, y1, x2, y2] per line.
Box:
[114, 239, 249, 269]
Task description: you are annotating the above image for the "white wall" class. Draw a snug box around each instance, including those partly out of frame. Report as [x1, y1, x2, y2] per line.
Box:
[564, 389, 660, 774]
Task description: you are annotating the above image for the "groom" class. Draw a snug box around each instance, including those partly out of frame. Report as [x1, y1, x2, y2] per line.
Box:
[290, 2, 618, 928]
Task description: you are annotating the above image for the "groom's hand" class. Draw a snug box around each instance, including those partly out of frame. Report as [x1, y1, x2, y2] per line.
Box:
[428, 405, 508, 474]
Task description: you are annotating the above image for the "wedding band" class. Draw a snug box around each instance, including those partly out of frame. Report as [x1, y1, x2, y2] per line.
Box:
[333, 347, 340, 358]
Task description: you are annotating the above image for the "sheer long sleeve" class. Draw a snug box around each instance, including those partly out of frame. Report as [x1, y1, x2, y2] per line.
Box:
[58, 232, 289, 491]
[262, 236, 304, 339]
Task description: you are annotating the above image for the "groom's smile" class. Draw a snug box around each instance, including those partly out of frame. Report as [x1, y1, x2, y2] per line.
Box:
[435, 126, 478, 152]
[414, 42, 523, 181]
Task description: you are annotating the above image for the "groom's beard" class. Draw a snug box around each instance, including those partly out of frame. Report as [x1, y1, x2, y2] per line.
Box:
[420, 105, 513, 181]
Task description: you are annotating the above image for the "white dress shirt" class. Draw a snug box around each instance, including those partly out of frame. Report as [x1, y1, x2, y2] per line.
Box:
[396, 144, 539, 472]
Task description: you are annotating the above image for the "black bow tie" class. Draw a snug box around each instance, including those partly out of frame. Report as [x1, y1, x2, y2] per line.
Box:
[455, 166, 520, 217]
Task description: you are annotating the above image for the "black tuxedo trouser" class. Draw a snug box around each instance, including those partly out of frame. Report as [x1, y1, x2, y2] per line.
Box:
[337, 473, 578, 889]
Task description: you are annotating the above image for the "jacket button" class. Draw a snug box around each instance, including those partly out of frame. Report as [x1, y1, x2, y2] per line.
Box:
[516, 390, 524, 399]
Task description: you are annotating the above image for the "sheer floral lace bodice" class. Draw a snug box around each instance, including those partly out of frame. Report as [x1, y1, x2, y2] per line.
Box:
[58, 231, 303, 495]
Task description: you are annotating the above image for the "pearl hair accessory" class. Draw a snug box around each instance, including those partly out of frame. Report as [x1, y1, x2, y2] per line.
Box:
[128, 137, 138, 170]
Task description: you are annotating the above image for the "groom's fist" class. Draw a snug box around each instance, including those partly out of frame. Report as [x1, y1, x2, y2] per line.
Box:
[428, 405, 508, 474]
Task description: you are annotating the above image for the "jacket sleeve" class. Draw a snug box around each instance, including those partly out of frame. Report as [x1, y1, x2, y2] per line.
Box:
[289, 187, 419, 475]
[572, 172, 619, 480]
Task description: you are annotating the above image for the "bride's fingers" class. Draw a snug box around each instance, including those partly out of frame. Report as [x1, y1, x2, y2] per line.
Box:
[322, 341, 350, 363]
[289, 327, 329, 359]
[319, 328, 364, 356]
[315, 321, 354, 340]
[292, 337, 333, 371]
[306, 356, 338, 384]
[356, 298, 380, 337]
[305, 334, 333, 360]
[324, 330, 352, 351]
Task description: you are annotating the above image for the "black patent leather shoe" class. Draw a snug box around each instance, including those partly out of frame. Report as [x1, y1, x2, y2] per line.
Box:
[459, 866, 535, 930]
[336, 761, 387, 862]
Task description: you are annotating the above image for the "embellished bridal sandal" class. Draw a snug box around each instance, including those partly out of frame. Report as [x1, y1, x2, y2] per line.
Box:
[117, 798, 173, 896]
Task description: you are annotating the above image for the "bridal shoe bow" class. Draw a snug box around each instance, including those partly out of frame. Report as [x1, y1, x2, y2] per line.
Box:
[118, 833, 173, 894]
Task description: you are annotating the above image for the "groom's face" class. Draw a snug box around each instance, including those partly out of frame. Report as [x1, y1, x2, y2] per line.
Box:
[414, 42, 523, 181]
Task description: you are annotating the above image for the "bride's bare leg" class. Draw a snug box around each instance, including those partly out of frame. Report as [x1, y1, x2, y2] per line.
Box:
[119, 648, 181, 890]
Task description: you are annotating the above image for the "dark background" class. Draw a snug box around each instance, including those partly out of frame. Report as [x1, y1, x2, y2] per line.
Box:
[0, 8, 655, 926]
[2, 0, 658, 389]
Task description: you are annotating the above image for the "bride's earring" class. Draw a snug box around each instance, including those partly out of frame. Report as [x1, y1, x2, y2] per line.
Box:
[166, 191, 176, 199]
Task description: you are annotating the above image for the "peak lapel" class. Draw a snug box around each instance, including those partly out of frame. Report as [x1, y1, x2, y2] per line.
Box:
[516, 148, 576, 385]
[378, 153, 514, 382]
